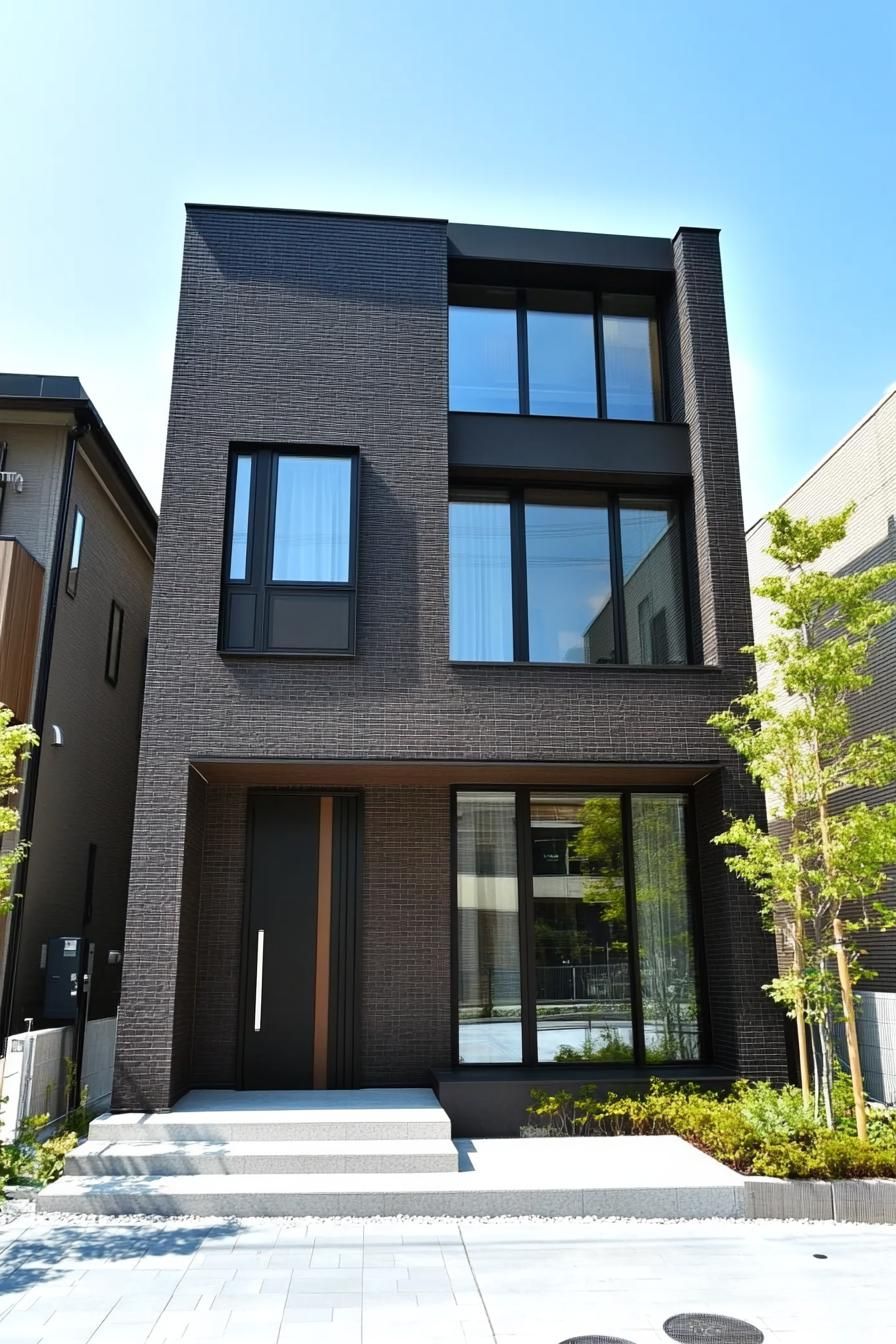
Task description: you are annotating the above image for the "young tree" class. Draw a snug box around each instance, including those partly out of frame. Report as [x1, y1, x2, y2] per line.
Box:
[1, 703, 38, 917]
[710, 505, 896, 1131]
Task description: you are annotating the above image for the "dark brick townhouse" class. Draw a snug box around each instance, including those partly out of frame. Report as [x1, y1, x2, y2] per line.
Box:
[112, 205, 787, 1133]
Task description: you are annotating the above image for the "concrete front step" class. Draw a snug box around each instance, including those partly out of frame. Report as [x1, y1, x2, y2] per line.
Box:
[67, 1137, 459, 1176]
[38, 1136, 745, 1219]
[88, 1088, 451, 1144]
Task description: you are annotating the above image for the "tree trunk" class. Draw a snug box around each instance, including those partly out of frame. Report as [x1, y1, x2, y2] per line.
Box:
[832, 917, 868, 1140]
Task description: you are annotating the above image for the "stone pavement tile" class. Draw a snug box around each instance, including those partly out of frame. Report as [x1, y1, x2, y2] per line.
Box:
[217, 1275, 264, 1296]
[281, 1304, 334, 1322]
[226, 1295, 286, 1322]
[104, 1294, 178, 1322]
[265, 1249, 314, 1268]
[277, 1327, 361, 1344]
[89, 1326, 154, 1344]
[287, 1271, 362, 1292]
[310, 1248, 363, 1266]
[286, 1291, 361, 1309]
[361, 1252, 396, 1266]
[178, 1316, 234, 1342]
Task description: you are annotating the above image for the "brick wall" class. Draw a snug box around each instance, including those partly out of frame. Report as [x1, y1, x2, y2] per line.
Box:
[113, 209, 786, 1108]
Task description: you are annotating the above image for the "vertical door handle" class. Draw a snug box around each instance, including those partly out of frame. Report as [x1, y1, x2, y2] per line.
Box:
[254, 928, 265, 1032]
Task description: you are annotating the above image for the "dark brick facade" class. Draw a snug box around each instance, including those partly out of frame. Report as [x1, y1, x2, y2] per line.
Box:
[113, 207, 787, 1110]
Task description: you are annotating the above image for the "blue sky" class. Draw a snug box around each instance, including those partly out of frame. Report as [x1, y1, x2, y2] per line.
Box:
[3, 1, 894, 524]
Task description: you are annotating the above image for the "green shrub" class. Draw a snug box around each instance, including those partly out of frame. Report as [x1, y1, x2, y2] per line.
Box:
[554, 1032, 634, 1064]
[0, 1106, 78, 1192]
[526, 1077, 896, 1180]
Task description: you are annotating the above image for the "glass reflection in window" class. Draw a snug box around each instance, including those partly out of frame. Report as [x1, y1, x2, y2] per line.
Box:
[619, 498, 687, 664]
[525, 491, 613, 663]
[526, 290, 597, 418]
[449, 495, 513, 661]
[449, 289, 519, 414]
[603, 297, 659, 421]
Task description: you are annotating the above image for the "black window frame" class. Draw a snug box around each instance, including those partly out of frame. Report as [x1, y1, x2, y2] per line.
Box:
[220, 443, 361, 657]
[449, 483, 693, 666]
[65, 507, 85, 598]
[105, 600, 124, 687]
[448, 284, 666, 423]
[450, 783, 710, 1071]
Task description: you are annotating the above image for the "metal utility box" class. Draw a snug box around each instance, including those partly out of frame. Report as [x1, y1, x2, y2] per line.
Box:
[43, 935, 83, 1019]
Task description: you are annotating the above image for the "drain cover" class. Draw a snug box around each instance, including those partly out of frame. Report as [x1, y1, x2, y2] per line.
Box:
[663, 1315, 764, 1343]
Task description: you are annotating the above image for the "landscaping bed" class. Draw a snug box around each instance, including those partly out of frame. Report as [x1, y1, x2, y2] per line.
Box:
[527, 1075, 896, 1180]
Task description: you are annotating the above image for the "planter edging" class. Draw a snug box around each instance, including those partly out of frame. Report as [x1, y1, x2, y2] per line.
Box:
[743, 1175, 896, 1223]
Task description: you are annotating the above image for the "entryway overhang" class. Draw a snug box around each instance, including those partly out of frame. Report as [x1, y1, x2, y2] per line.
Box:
[190, 757, 720, 787]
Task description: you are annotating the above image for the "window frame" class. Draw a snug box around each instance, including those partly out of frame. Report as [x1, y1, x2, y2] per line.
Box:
[450, 783, 709, 1070]
[449, 482, 694, 666]
[219, 444, 361, 657]
[65, 507, 85, 598]
[449, 285, 666, 422]
[105, 600, 124, 687]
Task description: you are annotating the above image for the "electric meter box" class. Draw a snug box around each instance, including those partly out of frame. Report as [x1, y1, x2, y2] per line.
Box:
[43, 935, 82, 1019]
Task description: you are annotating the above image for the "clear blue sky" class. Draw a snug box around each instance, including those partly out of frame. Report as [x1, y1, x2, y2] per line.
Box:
[3, 1, 894, 524]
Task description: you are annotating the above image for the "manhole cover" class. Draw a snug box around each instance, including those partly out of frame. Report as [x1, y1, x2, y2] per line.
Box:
[558, 1337, 636, 1344]
[663, 1316, 764, 1343]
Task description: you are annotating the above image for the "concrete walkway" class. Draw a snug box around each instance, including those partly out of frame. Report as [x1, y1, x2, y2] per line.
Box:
[1, 1211, 894, 1343]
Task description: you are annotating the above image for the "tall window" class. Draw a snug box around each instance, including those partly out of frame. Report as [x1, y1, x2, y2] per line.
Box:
[449, 287, 662, 421]
[449, 494, 513, 661]
[105, 601, 124, 686]
[220, 446, 359, 655]
[602, 296, 662, 422]
[448, 288, 519, 414]
[65, 508, 85, 597]
[456, 792, 522, 1064]
[449, 488, 689, 665]
[455, 789, 701, 1067]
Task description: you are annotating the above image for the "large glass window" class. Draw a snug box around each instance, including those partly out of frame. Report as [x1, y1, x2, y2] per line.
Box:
[602, 296, 660, 421]
[454, 789, 701, 1067]
[456, 792, 522, 1063]
[272, 455, 352, 582]
[220, 447, 358, 655]
[449, 288, 520, 414]
[449, 495, 513, 661]
[525, 491, 613, 664]
[531, 794, 632, 1062]
[448, 288, 663, 420]
[632, 794, 699, 1061]
[619, 498, 688, 665]
[449, 488, 688, 664]
[526, 291, 597, 418]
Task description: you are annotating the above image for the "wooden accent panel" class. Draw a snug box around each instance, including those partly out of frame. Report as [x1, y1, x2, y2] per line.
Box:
[313, 796, 333, 1087]
[0, 539, 44, 722]
[196, 758, 717, 788]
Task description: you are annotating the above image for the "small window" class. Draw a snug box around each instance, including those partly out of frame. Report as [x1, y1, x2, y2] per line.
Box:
[448, 287, 520, 414]
[105, 601, 124, 686]
[66, 509, 85, 597]
[526, 290, 597, 419]
[229, 456, 253, 580]
[449, 493, 513, 661]
[220, 446, 359, 655]
[602, 296, 661, 421]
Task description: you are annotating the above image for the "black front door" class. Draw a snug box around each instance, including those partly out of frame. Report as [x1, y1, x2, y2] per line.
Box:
[242, 793, 320, 1089]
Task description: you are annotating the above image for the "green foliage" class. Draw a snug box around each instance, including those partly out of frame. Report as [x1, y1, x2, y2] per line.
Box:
[0, 704, 39, 916]
[0, 1107, 78, 1190]
[708, 504, 896, 1125]
[526, 1077, 896, 1180]
[554, 1031, 634, 1063]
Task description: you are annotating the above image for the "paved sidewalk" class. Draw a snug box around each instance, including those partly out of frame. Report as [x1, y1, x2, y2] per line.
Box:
[0, 1210, 894, 1343]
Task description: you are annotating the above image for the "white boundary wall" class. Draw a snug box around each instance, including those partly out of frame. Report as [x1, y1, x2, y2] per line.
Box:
[0, 1015, 117, 1141]
[835, 990, 896, 1105]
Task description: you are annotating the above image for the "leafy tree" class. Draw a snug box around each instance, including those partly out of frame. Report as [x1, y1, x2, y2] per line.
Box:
[1, 703, 38, 917]
[710, 504, 896, 1131]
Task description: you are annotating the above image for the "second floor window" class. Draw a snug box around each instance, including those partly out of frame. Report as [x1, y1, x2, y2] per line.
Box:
[449, 286, 662, 422]
[221, 446, 359, 656]
[450, 488, 689, 666]
[65, 507, 85, 597]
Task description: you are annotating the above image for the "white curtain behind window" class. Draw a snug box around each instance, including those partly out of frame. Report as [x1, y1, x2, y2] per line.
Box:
[449, 500, 513, 661]
[272, 456, 351, 582]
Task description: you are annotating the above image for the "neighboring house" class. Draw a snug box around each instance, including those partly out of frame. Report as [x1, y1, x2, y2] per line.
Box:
[746, 387, 896, 1097]
[112, 205, 787, 1132]
[0, 374, 157, 1044]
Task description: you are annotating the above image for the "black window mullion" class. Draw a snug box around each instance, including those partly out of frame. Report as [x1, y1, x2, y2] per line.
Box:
[621, 792, 646, 1067]
[510, 491, 529, 662]
[607, 495, 627, 664]
[594, 293, 607, 420]
[516, 290, 529, 415]
[515, 788, 538, 1065]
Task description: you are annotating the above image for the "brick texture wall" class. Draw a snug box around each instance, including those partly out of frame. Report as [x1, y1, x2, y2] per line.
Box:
[112, 209, 786, 1109]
